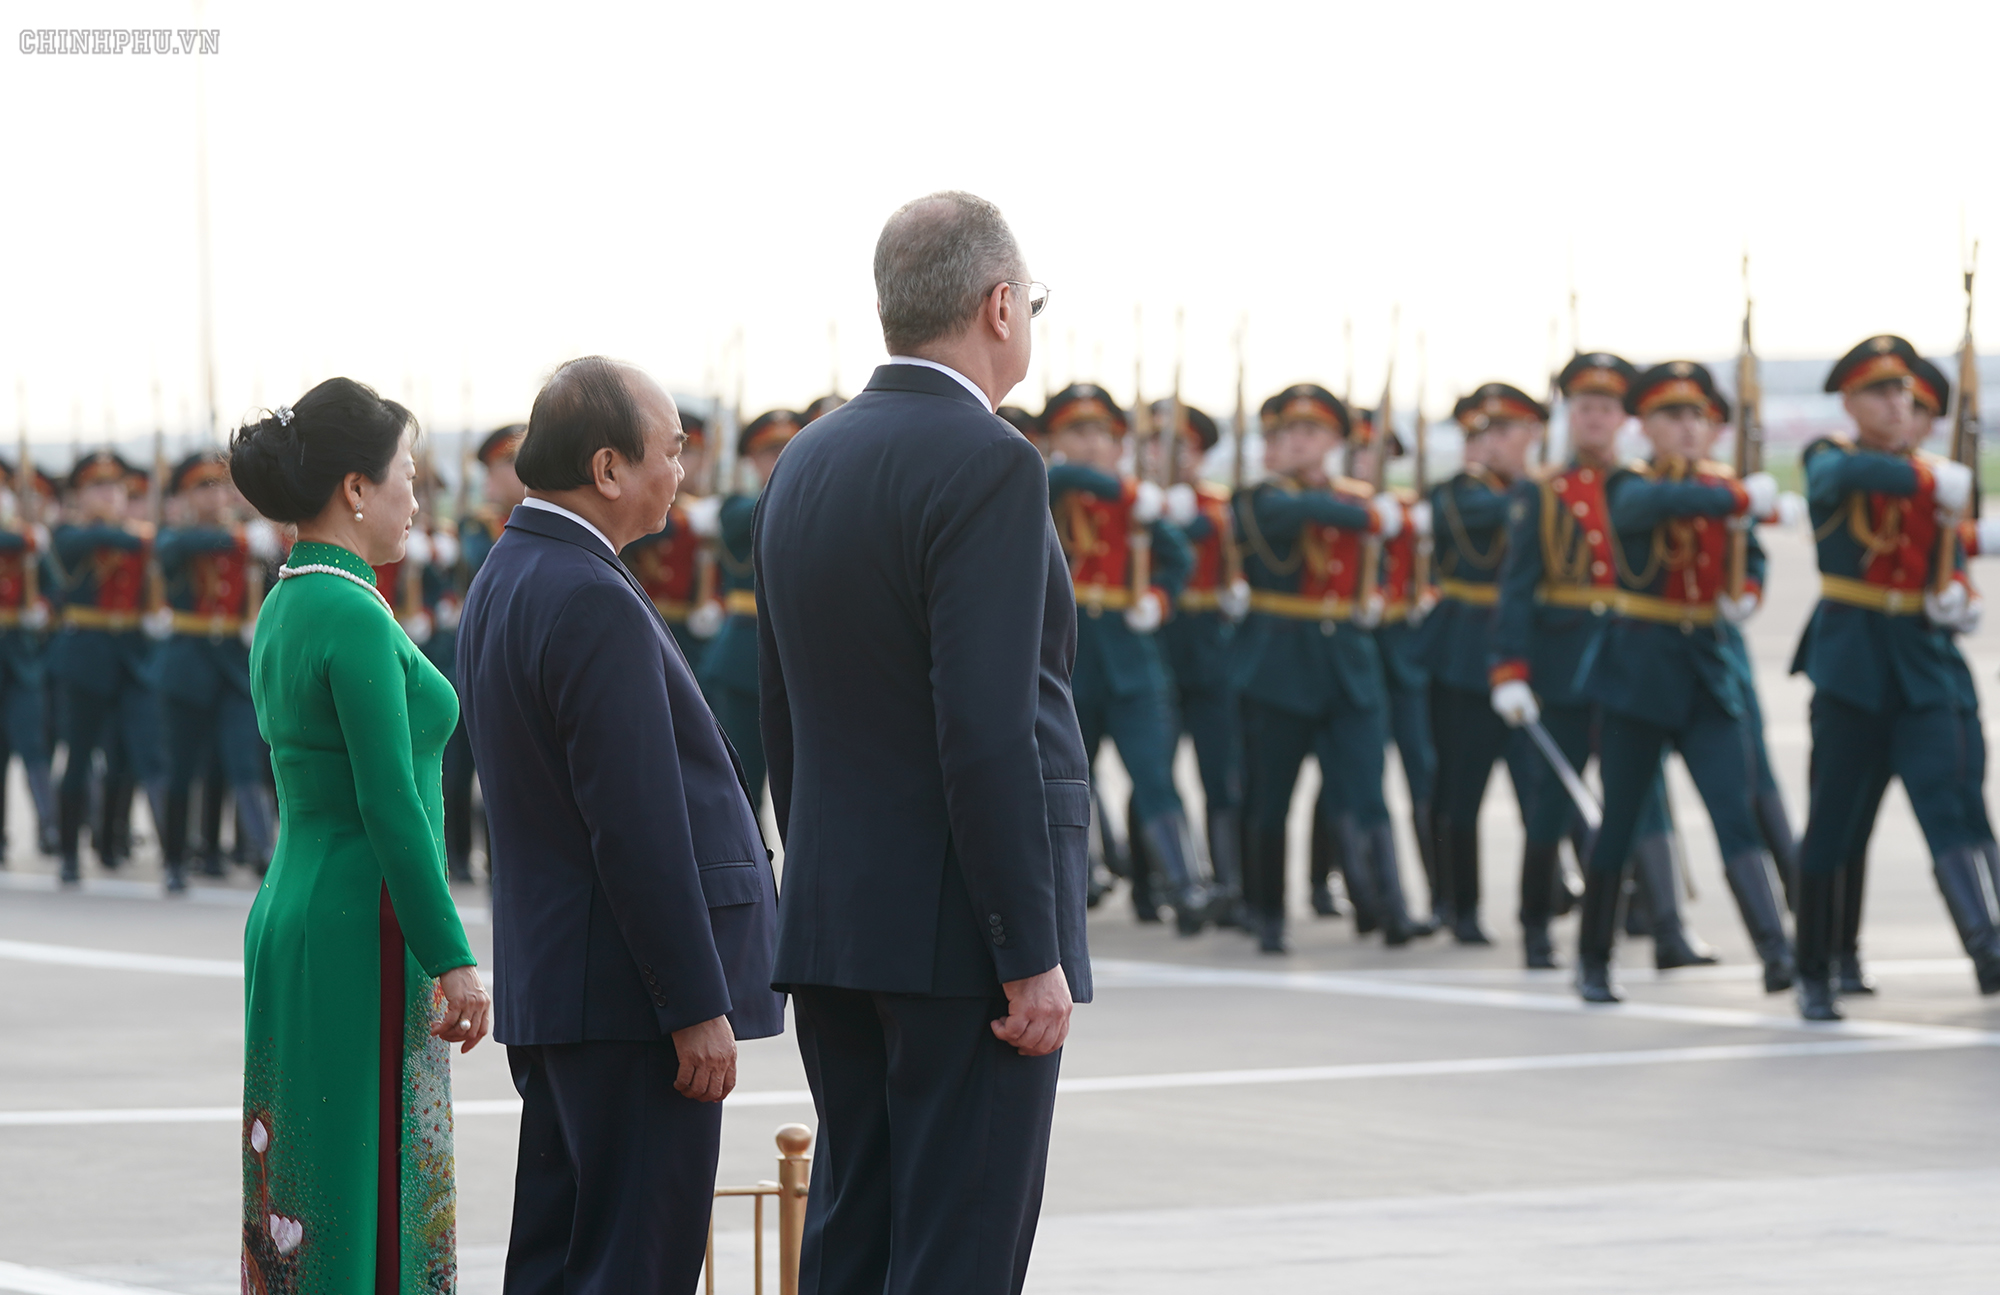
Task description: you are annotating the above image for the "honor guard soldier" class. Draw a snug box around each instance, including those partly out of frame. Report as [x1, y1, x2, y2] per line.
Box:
[1415, 384, 1544, 944]
[155, 452, 280, 889]
[802, 394, 847, 425]
[459, 424, 527, 578]
[50, 451, 169, 886]
[701, 408, 798, 802]
[622, 411, 722, 663]
[1491, 355, 1711, 969]
[1148, 397, 1251, 924]
[1043, 383, 1208, 933]
[1832, 354, 2000, 994]
[1232, 384, 1415, 953]
[1791, 336, 1991, 1019]
[1572, 361, 1790, 1003]
[998, 405, 1051, 461]
[0, 461, 57, 858]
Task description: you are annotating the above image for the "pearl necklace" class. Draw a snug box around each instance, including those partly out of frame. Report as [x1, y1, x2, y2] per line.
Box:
[276, 562, 394, 613]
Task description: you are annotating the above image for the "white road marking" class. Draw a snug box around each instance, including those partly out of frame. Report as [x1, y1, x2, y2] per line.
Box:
[8, 1030, 1994, 1129]
[0, 940, 242, 978]
[0, 872, 490, 923]
[0, 1260, 178, 1295]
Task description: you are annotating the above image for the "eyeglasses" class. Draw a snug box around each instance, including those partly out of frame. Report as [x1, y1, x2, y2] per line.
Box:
[999, 280, 1051, 318]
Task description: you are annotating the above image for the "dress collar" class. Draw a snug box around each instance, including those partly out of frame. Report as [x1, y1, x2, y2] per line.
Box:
[286, 540, 379, 584]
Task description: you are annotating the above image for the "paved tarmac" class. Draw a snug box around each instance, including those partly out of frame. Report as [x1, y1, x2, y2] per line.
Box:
[3, 527, 1999, 1294]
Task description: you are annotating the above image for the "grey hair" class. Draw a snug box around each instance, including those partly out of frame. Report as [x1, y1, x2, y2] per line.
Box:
[873, 191, 1024, 355]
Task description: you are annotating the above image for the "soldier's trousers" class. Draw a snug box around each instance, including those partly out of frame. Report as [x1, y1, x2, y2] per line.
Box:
[1428, 682, 1533, 832]
[1076, 685, 1183, 826]
[0, 674, 50, 772]
[1587, 692, 1762, 877]
[163, 693, 273, 865]
[708, 683, 767, 807]
[1170, 681, 1242, 820]
[1242, 698, 1389, 923]
[59, 678, 163, 857]
[1799, 693, 1984, 877]
[1384, 672, 1435, 806]
[1523, 701, 1671, 848]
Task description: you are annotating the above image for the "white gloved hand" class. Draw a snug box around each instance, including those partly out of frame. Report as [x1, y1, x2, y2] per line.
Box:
[688, 598, 725, 639]
[1776, 491, 1808, 529]
[1370, 494, 1405, 540]
[1977, 516, 2000, 557]
[433, 596, 463, 632]
[1491, 679, 1539, 728]
[1926, 581, 1975, 631]
[1354, 592, 1385, 629]
[1131, 480, 1165, 525]
[683, 495, 724, 539]
[1218, 578, 1251, 623]
[1959, 596, 1985, 635]
[1124, 588, 1165, 634]
[22, 600, 49, 631]
[1742, 471, 1778, 521]
[429, 528, 460, 569]
[244, 519, 281, 563]
[1164, 483, 1199, 527]
[1716, 591, 1760, 624]
[142, 606, 175, 641]
[239, 617, 257, 649]
[400, 610, 434, 645]
[1408, 500, 1433, 538]
[1407, 590, 1437, 628]
[1933, 460, 1974, 516]
[403, 527, 433, 567]
[31, 523, 51, 554]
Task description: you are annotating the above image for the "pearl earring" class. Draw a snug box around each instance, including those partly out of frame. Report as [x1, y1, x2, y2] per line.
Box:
[354, 510, 364, 521]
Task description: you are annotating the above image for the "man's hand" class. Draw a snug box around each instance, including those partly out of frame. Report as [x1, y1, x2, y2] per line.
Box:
[1741, 471, 1778, 521]
[992, 965, 1073, 1057]
[670, 1014, 738, 1102]
[1934, 460, 1974, 517]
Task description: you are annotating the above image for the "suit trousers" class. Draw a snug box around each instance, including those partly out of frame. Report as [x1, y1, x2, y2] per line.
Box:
[792, 985, 1061, 1295]
[503, 1040, 725, 1295]
[1588, 692, 1761, 876]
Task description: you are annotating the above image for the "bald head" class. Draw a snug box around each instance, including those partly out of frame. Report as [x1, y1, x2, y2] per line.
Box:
[874, 191, 1024, 356]
[518, 356, 679, 492]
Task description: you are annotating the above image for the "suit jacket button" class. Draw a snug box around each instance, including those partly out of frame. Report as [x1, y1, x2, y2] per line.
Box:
[989, 914, 1003, 927]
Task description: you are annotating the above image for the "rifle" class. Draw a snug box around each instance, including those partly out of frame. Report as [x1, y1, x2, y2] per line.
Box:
[1226, 315, 1247, 586]
[1730, 253, 1762, 600]
[146, 380, 167, 614]
[1128, 305, 1152, 604]
[15, 380, 35, 610]
[1357, 309, 1398, 613]
[1939, 241, 1981, 592]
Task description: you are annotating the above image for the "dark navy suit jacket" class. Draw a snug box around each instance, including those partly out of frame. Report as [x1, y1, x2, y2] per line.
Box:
[458, 504, 784, 1044]
[754, 363, 1093, 1001]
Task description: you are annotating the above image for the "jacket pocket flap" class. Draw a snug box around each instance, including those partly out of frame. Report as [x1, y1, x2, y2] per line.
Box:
[698, 861, 763, 908]
[1043, 778, 1092, 828]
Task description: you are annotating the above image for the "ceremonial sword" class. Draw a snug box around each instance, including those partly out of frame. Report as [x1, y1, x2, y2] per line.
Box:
[1523, 719, 1601, 833]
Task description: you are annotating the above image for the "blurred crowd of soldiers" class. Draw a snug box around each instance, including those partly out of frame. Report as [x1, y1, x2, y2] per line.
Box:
[19, 325, 1999, 1022]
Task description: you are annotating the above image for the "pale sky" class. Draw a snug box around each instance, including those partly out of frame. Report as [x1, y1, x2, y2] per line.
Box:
[6, 0, 1998, 450]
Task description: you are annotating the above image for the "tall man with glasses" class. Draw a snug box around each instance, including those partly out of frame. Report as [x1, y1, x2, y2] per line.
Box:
[755, 192, 1087, 1295]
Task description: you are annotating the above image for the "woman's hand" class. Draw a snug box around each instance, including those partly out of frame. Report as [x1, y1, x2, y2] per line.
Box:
[434, 965, 492, 1053]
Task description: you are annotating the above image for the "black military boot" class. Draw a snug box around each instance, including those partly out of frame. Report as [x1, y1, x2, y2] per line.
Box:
[1933, 846, 2000, 994]
[1205, 809, 1246, 928]
[1095, 788, 1131, 881]
[1126, 794, 1162, 922]
[1555, 821, 1591, 917]
[1793, 868, 1843, 1021]
[1243, 826, 1290, 954]
[1835, 855, 1874, 994]
[57, 779, 86, 887]
[1412, 799, 1446, 932]
[1141, 811, 1210, 937]
[1364, 819, 1419, 947]
[1633, 833, 1718, 970]
[26, 762, 57, 857]
[1309, 810, 1350, 920]
[1575, 868, 1622, 1003]
[1622, 872, 1652, 937]
[1448, 823, 1489, 944]
[1518, 841, 1560, 969]
[1755, 788, 1800, 914]
[1723, 850, 1795, 993]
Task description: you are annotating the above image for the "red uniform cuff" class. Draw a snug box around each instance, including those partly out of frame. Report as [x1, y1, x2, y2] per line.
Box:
[1489, 660, 1530, 687]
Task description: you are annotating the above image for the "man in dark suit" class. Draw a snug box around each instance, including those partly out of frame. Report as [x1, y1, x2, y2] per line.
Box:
[755, 191, 1088, 1295]
[458, 355, 784, 1295]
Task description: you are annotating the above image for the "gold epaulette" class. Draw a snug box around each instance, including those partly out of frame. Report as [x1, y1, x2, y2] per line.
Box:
[1697, 459, 1736, 479]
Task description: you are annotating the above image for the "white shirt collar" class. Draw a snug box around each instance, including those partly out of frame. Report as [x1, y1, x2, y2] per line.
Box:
[518, 496, 617, 556]
[887, 356, 993, 412]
